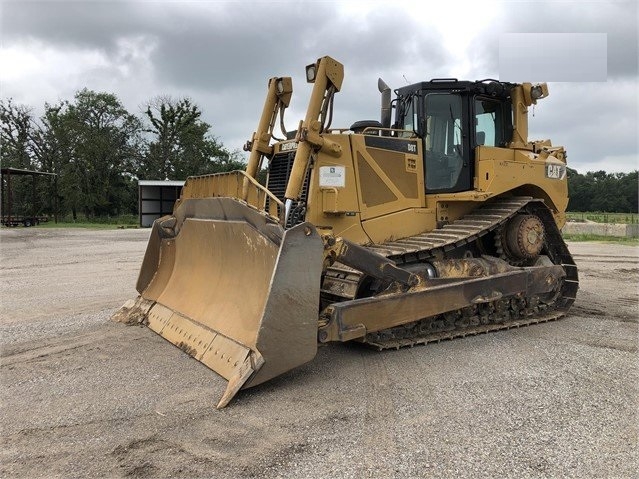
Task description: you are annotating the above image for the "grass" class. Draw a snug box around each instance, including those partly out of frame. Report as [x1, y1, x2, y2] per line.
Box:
[33, 214, 139, 229]
[567, 212, 637, 224]
[37, 221, 139, 229]
[562, 233, 639, 245]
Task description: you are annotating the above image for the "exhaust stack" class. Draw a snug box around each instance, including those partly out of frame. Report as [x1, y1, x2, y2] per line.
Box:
[378, 78, 392, 134]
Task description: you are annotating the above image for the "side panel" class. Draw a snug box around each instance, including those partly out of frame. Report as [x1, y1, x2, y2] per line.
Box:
[475, 146, 569, 214]
[426, 145, 569, 227]
[304, 134, 370, 244]
[359, 208, 437, 244]
[351, 135, 424, 220]
[304, 133, 430, 245]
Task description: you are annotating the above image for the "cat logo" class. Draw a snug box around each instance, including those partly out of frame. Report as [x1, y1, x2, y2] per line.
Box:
[546, 163, 566, 180]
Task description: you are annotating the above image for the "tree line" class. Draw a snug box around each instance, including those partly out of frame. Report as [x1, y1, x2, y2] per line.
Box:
[567, 168, 638, 213]
[1, 90, 245, 220]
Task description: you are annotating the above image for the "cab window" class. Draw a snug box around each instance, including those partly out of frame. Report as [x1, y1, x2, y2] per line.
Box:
[474, 98, 503, 147]
[424, 93, 464, 190]
[398, 95, 419, 138]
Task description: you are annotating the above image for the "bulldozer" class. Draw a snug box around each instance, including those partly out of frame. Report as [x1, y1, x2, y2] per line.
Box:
[114, 56, 578, 408]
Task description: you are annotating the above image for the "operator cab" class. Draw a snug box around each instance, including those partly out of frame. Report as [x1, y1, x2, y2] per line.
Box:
[394, 79, 514, 194]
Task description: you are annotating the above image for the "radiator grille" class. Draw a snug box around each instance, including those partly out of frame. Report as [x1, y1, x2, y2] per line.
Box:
[266, 152, 310, 228]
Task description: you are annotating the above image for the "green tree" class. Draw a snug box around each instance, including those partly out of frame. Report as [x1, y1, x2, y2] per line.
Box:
[0, 99, 35, 169]
[53, 89, 142, 217]
[36, 103, 74, 218]
[140, 97, 236, 180]
[567, 167, 590, 211]
[623, 171, 638, 212]
[568, 168, 638, 213]
[0, 99, 50, 216]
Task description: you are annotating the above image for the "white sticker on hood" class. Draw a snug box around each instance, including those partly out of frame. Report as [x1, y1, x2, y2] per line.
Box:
[319, 166, 346, 187]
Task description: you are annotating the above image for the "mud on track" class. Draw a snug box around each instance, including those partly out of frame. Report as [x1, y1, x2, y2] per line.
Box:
[1, 228, 638, 478]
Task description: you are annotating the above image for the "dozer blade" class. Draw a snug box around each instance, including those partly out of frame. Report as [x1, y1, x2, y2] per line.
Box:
[113, 197, 324, 408]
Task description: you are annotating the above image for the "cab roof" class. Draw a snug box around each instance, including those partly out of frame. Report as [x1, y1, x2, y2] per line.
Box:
[396, 79, 518, 99]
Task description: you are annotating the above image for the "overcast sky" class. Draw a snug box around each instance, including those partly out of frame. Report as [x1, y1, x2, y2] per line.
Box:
[1, 0, 637, 173]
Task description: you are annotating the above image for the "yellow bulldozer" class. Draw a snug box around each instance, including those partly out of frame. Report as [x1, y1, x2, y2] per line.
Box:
[114, 56, 578, 408]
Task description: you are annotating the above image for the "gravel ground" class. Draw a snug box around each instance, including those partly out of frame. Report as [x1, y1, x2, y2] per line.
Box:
[1, 228, 637, 478]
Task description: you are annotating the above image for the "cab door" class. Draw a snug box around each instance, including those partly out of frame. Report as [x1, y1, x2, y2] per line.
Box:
[422, 92, 473, 194]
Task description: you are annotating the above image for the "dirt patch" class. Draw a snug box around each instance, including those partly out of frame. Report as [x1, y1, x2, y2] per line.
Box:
[1, 229, 638, 478]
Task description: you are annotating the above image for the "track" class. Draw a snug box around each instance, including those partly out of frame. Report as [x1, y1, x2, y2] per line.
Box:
[320, 196, 579, 350]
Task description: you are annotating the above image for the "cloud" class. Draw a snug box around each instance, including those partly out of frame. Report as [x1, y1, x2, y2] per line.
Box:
[528, 80, 638, 172]
[471, 0, 638, 79]
[0, 0, 637, 174]
[0, 34, 159, 113]
[1, 0, 148, 51]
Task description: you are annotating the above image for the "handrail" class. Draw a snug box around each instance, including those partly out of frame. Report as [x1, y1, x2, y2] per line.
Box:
[324, 126, 419, 138]
[362, 127, 419, 137]
[181, 171, 285, 224]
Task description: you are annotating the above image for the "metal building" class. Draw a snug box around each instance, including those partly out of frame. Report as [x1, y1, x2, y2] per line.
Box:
[138, 180, 184, 227]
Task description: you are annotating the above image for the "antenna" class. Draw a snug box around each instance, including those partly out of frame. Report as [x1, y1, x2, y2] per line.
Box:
[402, 74, 410, 85]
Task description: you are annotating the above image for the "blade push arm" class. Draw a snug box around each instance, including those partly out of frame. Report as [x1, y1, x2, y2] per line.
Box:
[284, 56, 344, 223]
[242, 76, 293, 200]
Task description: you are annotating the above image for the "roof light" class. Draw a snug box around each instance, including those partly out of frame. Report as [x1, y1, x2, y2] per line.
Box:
[305, 64, 316, 83]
